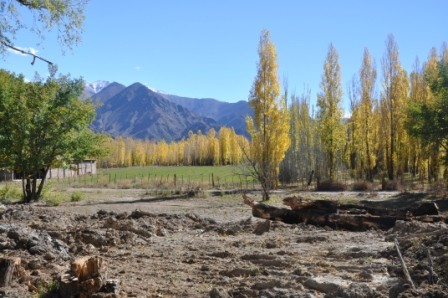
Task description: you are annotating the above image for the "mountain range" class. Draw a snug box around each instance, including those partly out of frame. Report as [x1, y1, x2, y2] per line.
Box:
[88, 81, 252, 141]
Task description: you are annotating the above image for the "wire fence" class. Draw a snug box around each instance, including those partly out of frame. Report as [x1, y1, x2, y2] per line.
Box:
[50, 171, 261, 193]
[3, 167, 447, 197]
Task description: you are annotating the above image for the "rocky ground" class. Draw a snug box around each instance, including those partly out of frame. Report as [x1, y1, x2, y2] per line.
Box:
[0, 190, 447, 297]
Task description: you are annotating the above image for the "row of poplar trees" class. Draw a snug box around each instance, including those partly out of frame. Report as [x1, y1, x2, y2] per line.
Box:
[98, 127, 249, 168]
[280, 34, 448, 185]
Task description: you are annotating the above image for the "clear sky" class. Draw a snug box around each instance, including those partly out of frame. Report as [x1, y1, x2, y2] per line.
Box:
[1, 0, 447, 113]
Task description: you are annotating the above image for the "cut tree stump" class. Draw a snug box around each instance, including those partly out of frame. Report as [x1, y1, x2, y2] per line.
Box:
[242, 194, 444, 231]
[71, 256, 103, 281]
[0, 257, 20, 287]
[59, 256, 105, 298]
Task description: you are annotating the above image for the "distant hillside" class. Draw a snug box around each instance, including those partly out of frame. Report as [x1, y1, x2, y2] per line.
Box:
[86, 79, 253, 141]
[91, 82, 126, 104]
[162, 94, 252, 136]
[82, 80, 111, 99]
[91, 83, 219, 141]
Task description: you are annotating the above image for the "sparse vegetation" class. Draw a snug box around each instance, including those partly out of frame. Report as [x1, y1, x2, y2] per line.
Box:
[316, 180, 347, 191]
[382, 179, 402, 191]
[42, 193, 68, 206]
[351, 181, 374, 191]
[41, 184, 70, 206]
[52, 165, 256, 191]
[70, 190, 84, 202]
[36, 280, 59, 298]
[0, 182, 22, 203]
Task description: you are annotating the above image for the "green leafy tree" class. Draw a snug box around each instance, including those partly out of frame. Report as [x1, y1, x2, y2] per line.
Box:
[408, 49, 448, 166]
[0, 70, 103, 202]
[316, 43, 345, 181]
[246, 30, 290, 200]
[407, 58, 430, 179]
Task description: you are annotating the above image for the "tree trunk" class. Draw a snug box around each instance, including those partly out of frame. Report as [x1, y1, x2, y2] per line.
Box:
[261, 181, 270, 201]
[24, 177, 33, 203]
[36, 167, 49, 200]
[32, 174, 37, 200]
[259, 169, 271, 201]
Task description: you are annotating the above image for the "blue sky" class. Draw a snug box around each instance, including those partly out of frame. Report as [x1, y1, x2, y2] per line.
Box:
[2, 1, 447, 113]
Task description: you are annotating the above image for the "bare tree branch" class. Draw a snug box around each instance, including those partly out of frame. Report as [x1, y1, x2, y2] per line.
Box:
[1, 40, 53, 65]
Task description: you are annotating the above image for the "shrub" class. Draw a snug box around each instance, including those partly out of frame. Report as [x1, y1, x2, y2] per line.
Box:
[71, 190, 84, 202]
[37, 280, 59, 298]
[351, 181, 373, 191]
[382, 179, 401, 191]
[42, 194, 65, 206]
[316, 180, 346, 191]
[0, 183, 22, 203]
[41, 187, 69, 206]
[117, 179, 132, 189]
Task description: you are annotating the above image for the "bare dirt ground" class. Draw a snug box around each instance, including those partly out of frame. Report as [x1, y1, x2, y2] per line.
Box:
[0, 190, 447, 297]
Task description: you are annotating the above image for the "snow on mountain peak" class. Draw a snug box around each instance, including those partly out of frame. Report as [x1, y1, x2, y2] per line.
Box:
[144, 84, 158, 93]
[85, 80, 111, 94]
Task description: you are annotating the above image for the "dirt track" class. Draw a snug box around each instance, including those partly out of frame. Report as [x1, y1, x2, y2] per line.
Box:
[0, 191, 447, 297]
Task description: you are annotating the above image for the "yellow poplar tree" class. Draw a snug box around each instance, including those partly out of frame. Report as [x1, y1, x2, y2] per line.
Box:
[317, 43, 345, 181]
[219, 127, 231, 165]
[246, 30, 290, 200]
[132, 141, 146, 166]
[358, 48, 378, 181]
[207, 129, 220, 165]
[380, 34, 409, 180]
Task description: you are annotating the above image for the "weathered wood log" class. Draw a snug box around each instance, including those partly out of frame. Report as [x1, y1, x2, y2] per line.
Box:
[283, 196, 439, 218]
[409, 201, 439, 216]
[343, 201, 439, 218]
[0, 257, 20, 287]
[243, 194, 444, 231]
[283, 196, 338, 213]
[327, 214, 397, 231]
[247, 201, 397, 231]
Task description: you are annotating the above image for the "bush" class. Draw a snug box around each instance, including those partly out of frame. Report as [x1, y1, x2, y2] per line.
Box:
[351, 181, 373, 191]
[316, 180, 346, 191]
[41, 186, 70, 206]
[71, 190, 84, 202]
[382, 179, 401, 191]
[42, 194, 65, 206]
[117, 179, 132, 189]
[37, 280, 59, 298]
[0, 183, 22, 203]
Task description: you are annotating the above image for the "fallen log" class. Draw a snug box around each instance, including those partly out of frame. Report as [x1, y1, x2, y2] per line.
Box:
[283, 196, 338, 214]
[242, 194, 444, 231]
[283, 196, 439, 218]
